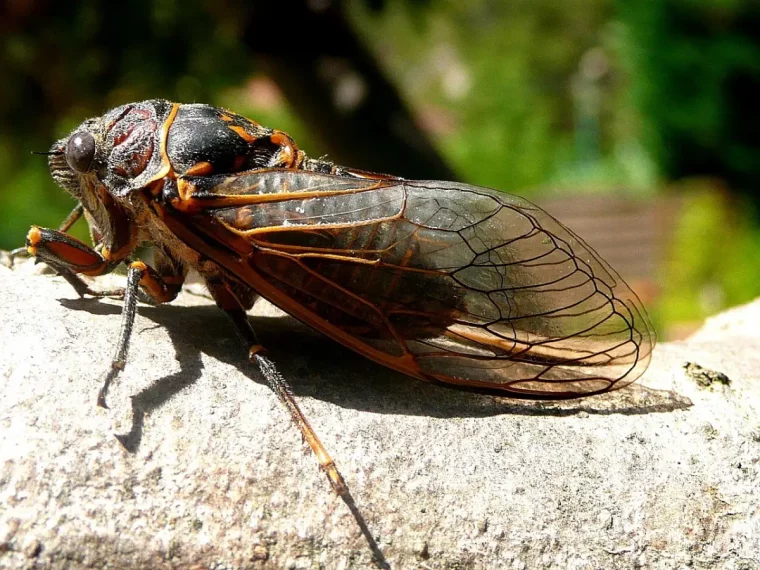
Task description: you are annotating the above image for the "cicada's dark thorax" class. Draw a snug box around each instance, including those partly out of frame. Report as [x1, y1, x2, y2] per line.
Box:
[160, 103, 396, 181]
[165, 104, 307, 177]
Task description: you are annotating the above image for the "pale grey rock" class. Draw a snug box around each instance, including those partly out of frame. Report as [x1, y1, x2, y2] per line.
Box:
[1, 261, 758, 569]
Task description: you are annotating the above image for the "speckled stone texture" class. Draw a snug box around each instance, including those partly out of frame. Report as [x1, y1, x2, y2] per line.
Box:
[1, 260, 758, 569]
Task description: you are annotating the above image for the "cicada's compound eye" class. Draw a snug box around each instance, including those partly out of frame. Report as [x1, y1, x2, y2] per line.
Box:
[65, 131, 96, 173]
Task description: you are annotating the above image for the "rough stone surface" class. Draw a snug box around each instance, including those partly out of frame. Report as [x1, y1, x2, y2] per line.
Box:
[1, 260, 759, 569]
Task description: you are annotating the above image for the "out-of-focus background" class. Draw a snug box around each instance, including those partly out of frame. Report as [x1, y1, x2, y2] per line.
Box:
[1, 0, 759, 341]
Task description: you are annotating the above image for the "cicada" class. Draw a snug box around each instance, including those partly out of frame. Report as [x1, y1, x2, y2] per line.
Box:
[21, 100, 655, 564]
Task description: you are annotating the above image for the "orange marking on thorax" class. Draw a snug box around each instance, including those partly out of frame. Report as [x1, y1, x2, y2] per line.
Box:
[270, 130, 299, 167]
[229, 125, 256, 144]
[171, 179, 202, 212]
[146, 103, 180, 184]
[185, 161, 214, 176]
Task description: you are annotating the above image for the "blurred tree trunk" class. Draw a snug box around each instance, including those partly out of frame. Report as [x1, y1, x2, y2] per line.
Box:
[245, 2, 456, 179]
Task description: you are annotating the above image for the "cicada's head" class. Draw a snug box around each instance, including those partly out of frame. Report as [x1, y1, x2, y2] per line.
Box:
[49, 100, 176, 203]
[47, 100, 175, 246]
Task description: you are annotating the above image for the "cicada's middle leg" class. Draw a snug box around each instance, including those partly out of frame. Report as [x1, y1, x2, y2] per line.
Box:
[97, 254, 187, 408]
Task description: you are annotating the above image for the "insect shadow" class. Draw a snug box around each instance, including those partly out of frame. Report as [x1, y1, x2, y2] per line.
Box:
[59, 296, 691, 453]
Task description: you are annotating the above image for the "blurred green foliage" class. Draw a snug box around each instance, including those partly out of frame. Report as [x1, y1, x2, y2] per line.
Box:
[618, 0, 760, 334]
[659, 184, 760, 331]
[349, 0, 655, 192]
[620, 0, 760, 201]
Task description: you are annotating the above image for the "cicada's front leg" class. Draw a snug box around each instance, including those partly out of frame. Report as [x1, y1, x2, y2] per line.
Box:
[8, 204, 85, 268]
[22, 214, 188, 407]
[24, 224, 127, 298]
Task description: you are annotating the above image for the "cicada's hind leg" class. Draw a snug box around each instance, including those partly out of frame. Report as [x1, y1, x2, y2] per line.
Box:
[9, 204, 85, 267]
[97, 254, 186, 408]
[225, 307, 349, 493]
[205, 279, 388, 569]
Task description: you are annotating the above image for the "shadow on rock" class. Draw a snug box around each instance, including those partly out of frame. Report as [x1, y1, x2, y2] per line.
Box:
[59, 297, 691, 452]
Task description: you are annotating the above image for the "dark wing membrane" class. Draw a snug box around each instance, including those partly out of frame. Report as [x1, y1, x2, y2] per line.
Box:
[177, 170, 655, 398]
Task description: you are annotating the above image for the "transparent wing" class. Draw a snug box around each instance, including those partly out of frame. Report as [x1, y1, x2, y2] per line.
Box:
[170, 170, 655, 399]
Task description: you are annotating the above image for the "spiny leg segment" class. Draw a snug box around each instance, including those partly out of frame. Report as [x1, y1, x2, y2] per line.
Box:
[97, 261, 184, 407]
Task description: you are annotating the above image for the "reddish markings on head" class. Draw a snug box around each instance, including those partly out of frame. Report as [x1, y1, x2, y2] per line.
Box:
[113, 141, 154, 177]
[104, 105, 134, 133]
[107, 106, 164, 178]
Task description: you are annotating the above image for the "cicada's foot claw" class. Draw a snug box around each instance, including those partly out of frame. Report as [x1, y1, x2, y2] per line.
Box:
[3, 247, 30, 268]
